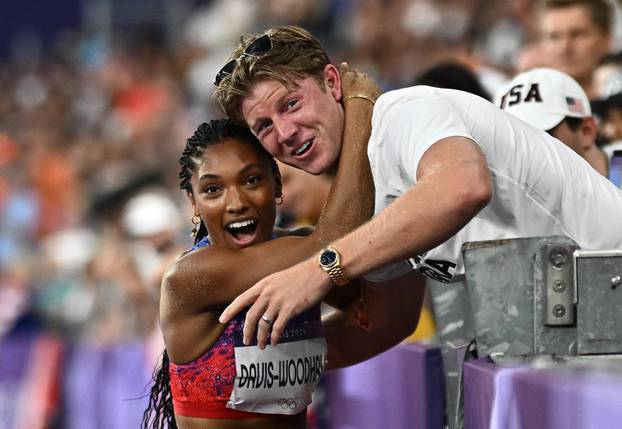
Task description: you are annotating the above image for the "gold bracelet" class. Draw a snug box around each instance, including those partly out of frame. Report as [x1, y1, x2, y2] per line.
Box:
[344, 94, 377, 104]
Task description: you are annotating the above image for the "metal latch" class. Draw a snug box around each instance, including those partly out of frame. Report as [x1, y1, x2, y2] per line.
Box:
[543, 244, 577, 326]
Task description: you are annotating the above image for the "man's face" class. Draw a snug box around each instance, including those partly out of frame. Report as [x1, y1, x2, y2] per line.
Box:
[241, 65, 344, 175]
[540, 5, 610, 84]
[602, 108, 622, 142]
[550, 119, 584, 154]
[550, 117, 597, 157]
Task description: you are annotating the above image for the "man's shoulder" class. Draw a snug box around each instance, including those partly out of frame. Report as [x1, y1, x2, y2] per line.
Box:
[377, 85, 437, 104]
[372, 86, 458, 135]
[375, 85, 452, 114]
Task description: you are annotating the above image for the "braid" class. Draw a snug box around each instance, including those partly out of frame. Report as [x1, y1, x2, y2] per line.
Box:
[142, 349, 177, 429]
[178, 119, 282, 245]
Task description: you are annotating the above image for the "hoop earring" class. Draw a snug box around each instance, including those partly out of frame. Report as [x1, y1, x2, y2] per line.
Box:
[276, 195, 284, 206]
[191, 214, 201, 237]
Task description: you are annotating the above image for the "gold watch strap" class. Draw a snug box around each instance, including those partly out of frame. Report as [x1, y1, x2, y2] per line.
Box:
[327, 265, 349, 286]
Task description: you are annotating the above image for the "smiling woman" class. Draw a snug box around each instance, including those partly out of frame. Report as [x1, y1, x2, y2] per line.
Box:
[189, 136, 279, 249]
[143, 120, 319, 429]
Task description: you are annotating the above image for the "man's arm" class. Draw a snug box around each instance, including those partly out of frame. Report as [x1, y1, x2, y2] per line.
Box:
[221, 136, 492, 347]
[323, 271, 426, 369]
[331, 136, 492, 278]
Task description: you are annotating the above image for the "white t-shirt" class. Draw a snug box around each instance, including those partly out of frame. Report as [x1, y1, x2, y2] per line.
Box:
[367, 86, 622, 283]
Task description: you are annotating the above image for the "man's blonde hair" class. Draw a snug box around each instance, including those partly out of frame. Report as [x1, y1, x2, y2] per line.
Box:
[214, 26, 331, 124]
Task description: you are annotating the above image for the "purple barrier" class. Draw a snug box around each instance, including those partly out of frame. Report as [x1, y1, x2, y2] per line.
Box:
[0, 330, 63, 429]
[0, 332, 38, 429]
[326, 342, 445, 429]
[464, 358, 622, 429]
[62, 341, 152, 429]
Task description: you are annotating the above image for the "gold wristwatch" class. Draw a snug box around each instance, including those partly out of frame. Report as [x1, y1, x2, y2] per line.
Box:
[318, 246, 350, 286]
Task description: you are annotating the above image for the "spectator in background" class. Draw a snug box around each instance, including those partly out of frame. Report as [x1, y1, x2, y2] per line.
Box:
[538, 0, 613, 99]
[415, 61, 492, 101]
[121, 189, 185, 363]
[593, 92, 622, 155]
[121, 189, 183, 293]
[590, 51, 622, 156]
[497, 67, 609, 176]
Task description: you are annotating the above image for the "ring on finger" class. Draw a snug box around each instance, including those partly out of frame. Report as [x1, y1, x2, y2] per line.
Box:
[260, 314, 274, 326]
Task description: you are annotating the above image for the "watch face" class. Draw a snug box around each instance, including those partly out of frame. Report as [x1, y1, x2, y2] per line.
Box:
[320, 249, 337, 266]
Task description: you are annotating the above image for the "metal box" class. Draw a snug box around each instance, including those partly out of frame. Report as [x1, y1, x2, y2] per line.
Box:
[462, 236, 579, 357]
[575, 250, 622, 355]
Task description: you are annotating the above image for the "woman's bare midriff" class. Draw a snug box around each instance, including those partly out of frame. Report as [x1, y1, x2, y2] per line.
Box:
[176, 411, 307, 429]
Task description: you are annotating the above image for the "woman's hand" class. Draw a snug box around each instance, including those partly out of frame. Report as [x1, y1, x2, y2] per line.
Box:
[338, 62, 382, 104]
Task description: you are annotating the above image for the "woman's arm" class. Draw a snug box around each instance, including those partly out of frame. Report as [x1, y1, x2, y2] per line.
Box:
[323, 271, 426, 369]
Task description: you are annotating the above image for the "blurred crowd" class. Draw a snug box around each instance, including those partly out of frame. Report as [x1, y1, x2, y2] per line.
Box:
[2, 0, 622, 427]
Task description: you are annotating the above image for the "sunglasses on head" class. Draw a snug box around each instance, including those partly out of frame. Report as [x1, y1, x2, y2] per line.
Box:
[214, 35, 272, 86]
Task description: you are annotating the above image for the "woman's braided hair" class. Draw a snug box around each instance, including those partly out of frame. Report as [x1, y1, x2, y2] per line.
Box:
[141, 119, 282, 427]
[141, 350, 176, 429]
[178, 119, 282, 245]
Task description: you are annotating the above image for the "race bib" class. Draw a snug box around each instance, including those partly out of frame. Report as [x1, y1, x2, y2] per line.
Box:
[227, 312, 327, 415]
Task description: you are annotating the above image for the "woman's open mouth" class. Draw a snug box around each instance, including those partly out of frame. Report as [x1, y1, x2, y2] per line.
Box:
[225, 218, 258, 247]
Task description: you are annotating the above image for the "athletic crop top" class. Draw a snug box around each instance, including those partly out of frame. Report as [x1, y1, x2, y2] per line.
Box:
[169, 236, 327, 419]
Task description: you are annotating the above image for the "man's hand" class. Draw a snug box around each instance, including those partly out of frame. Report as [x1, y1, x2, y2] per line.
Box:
[219, 257, 334, 349]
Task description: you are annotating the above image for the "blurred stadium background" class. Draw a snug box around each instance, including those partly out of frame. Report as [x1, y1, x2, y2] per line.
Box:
[1, 1, 622, 428]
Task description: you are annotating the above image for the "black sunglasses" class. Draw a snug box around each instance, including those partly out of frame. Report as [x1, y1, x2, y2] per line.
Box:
[214, 35, 272, 86]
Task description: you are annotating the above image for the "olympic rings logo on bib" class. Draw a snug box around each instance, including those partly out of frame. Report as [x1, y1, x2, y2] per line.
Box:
[278, 397, 299, 410]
